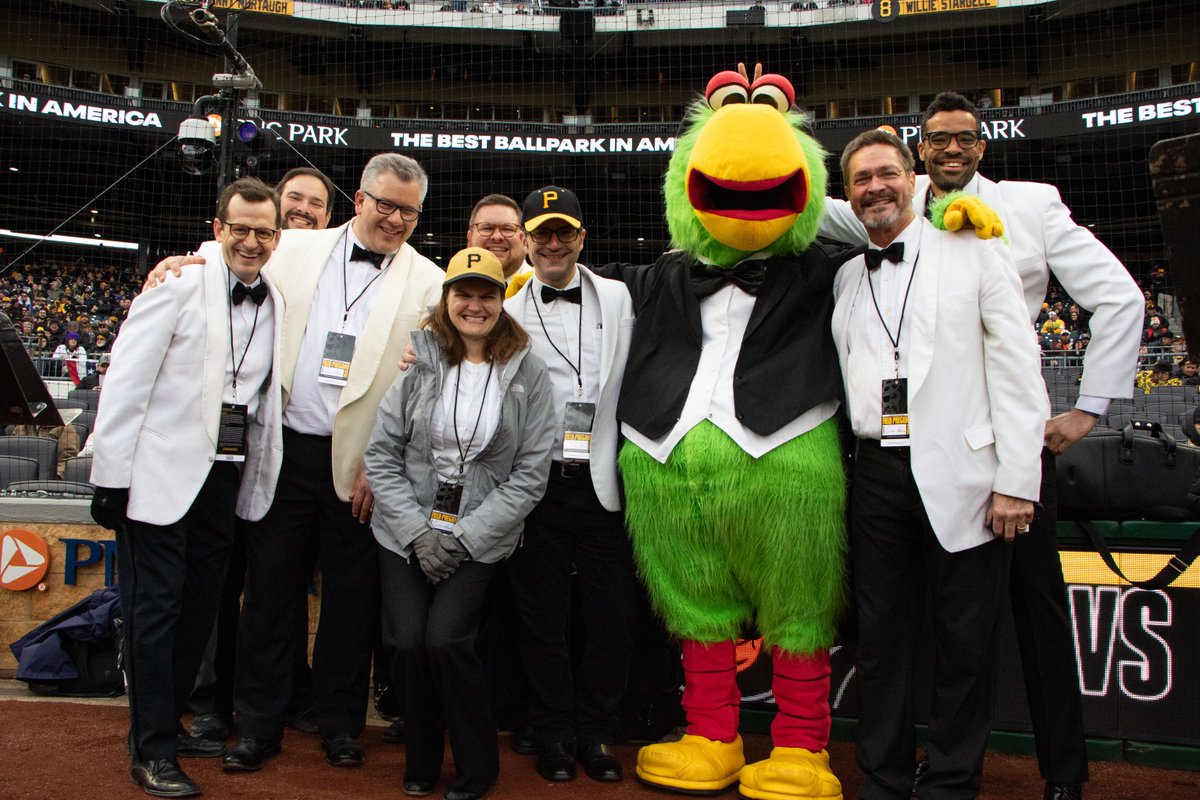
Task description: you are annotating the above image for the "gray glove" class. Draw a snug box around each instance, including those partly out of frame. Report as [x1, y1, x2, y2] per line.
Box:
[411, 528, 458, 583]
[437, 533, 470, 572]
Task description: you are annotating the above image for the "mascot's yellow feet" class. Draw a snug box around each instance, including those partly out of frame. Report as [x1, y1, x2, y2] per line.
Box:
[737, 748, 842, 800]
[636, 734, 746, 794]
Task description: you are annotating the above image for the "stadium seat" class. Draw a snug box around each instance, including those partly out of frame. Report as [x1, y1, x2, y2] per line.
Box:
[72, 410, 98, 442]
[66, 389, 101, 410]
[0, 436, 57, 482]
[0, 455, 39, 489]
[4, 480, 95, 497]
[62, 455, 94, 485]
[55, 399, 91, 412]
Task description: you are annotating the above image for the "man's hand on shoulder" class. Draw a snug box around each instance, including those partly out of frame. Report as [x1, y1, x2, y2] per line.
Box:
[142, 255, 205, 291]
[1044, 408, 1098, 456]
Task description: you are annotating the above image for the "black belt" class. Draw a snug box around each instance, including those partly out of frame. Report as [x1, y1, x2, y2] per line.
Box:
[552, 460, 591, 479]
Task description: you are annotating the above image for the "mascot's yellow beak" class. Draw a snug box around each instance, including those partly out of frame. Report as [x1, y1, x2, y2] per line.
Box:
[686, 104, 810, 253]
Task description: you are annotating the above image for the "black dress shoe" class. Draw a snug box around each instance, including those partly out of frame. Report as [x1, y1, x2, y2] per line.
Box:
[446, 788, 490, 800]
[383, 718, 405, 744]
[222, 736, 281, 772]
[578, 742, 623, 782]
[322, 731, 365, 767]
[189, 711, 232, 742]
[1044, 782, 1083, 800]
[130, 758, 201, 798]
[511, 725, 537, 755]
[536, 742, 576, 782]
[176, 732, 226, 758]
[403, 780, 436, 796]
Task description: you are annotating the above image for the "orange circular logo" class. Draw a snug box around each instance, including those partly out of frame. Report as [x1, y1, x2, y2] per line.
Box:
[1, 529, 50, 591]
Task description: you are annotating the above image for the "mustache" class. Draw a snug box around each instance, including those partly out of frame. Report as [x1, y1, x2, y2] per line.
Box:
[862, 189, 899, 205]
[286, 210, 318, 225]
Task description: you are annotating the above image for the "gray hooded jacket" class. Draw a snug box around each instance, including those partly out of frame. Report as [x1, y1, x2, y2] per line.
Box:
[365, 328, 555, 563]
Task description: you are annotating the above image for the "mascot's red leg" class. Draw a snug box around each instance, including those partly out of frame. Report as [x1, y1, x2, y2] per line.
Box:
[737, 648, 842, 800]
[768, 648, 831, 751]
[635, 639, 745, 793]
[682, 640, 742, 741]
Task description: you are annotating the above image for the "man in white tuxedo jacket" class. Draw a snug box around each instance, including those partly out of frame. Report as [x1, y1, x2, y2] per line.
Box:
[504, 186, 636, 783]
[831, 131, 1047, 800]
[90, 178, 285, 799]
[220, 153, 444, 772]
[822, 93, 1141, 800]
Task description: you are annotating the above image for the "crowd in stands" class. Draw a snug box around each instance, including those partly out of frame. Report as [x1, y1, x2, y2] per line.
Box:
[0, 261, 142, 381]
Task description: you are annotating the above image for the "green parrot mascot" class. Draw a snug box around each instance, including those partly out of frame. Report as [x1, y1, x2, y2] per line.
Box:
[612, 67, 856, 800]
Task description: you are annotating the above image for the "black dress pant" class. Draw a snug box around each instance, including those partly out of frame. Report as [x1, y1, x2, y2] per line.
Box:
[1009, 448, 1088, 784]
[380, 549, 498, 794]
[189, 524, 313, 719]
[509, 464, 636, 748]
[116, 462, 239, 761]
[235, 427, 379, 741]
[850, 441, 1011, 800]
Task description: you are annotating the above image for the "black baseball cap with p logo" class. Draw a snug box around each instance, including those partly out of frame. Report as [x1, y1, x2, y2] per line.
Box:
[522, 185, 583, 231]
[443, 247, 506, 289]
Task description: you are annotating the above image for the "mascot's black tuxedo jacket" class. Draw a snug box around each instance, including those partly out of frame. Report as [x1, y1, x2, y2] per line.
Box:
[599, 243, 860, 440]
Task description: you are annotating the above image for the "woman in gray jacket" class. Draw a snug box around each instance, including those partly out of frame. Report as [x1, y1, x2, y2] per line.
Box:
[365, 247, 555, 800]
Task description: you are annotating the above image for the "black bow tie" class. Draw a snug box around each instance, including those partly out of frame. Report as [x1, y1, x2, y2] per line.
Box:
[350, 244, 386, 268]
[231, 281, 268, 307]
[541, 285, 582, 304]
[864, 242, 905, 271]
[689, 260, 766, 299]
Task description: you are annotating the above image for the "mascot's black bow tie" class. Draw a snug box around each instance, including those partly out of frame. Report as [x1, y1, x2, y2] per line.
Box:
[541, 285, 582, 304]
[231, 281, 268, 307]
[689, 260, 766, 298]
[350, 244, 386, 268]
[864, 242, 905, 271]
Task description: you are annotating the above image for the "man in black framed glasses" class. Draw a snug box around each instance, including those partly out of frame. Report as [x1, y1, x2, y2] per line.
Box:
[465, 193, 531, 284]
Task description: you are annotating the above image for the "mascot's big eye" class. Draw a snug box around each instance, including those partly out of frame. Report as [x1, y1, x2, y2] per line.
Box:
[706, 70, 750, 110]
[749, 74, 796, 114]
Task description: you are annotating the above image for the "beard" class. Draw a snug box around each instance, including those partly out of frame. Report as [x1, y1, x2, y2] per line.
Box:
[929, 159, 977, 192]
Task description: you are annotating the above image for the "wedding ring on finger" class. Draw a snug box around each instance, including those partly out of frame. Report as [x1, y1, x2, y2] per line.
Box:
[1019, 524, 1031, 533]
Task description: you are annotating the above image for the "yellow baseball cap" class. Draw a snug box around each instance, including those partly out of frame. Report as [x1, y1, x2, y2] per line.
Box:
[443, 247, 506, 290]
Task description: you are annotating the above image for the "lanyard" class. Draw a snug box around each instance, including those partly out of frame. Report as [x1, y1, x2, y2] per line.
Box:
[530, 281, 584, 397]
[225, 268, 262, 404]
[452, 361, 494, 478]
[865, 252, 919, 379]
[340, 235, 390, 328]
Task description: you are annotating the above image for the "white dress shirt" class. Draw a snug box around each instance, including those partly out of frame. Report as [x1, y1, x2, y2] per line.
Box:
[430, 359, 502, 482]
[843, 218, 922, 440]
[513, 270, 601, 459]
[223, 271, 275, 420]
[283, 227, 391, 435]
[623, 254, 838, 464]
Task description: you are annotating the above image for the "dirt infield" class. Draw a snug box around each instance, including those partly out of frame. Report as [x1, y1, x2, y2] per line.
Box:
[0, 689, 1196, 800]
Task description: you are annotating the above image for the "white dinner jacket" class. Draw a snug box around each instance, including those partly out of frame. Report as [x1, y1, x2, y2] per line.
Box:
[831, 219, 1048, 553]
[265, 222, 444, 501]
[820, 172, 1142, 401]
[505, 264, 634, 512]
[91, 241, 284, 525]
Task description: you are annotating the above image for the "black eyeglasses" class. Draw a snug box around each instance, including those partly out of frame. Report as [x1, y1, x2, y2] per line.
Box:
[220, 221, 278, 243]
[363, 189, 421, 222]
[471, 222, 522, 238]
[528, 227, 580, 244]
[923, 130, 982, 150]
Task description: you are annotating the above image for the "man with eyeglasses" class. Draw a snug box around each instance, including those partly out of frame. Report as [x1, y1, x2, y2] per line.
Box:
[466, 193, 532, 283]
[215, 153, 444, 773]
[89, 177, 284, 799]
[504, 186, 637, 784]
[187, 171, 337, 745]
[821, 92, 1142, 800]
